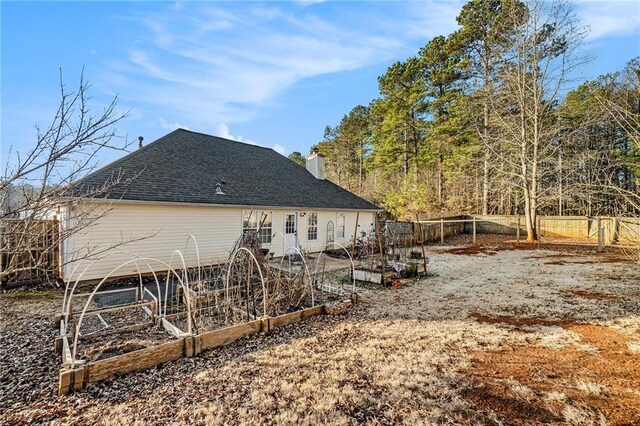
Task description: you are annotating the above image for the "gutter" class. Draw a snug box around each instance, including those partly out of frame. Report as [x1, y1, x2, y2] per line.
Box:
[54, 196, 382, 213]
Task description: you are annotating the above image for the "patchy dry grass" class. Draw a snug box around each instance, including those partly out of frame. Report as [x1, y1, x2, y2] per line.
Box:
[463, 323, 640, 425]
[1, 246, 639, 425]
[577, 381, 606, 395]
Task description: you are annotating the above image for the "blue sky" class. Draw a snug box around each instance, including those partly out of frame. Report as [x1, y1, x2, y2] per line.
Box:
[2, 1, 640, 169]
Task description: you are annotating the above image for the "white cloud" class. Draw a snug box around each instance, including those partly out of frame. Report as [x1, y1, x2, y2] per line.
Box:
[400, 1, 464, 39]
[101, 2, 455, 134]
[214, 122, 233, 139]
[214, 123, 257, 145]
[215, 122, 288, 156]
[158, 116, 188, 131]
[272, 144, 288, 156]
[294, 0, 330, 6]
[576, 1, 640, 40]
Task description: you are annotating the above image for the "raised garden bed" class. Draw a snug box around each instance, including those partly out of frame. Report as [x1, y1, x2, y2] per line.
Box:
[57, 296, 358, 395]
[77, 325, 176, 362]
[353, 262, 426, 286]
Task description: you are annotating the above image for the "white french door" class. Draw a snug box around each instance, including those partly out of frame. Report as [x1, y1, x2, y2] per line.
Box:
[284, 211, 298, 252]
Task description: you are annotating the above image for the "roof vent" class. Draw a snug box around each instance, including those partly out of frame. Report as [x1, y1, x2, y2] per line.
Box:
[138, 136, 144, 149]
[215, 183, 225, 195]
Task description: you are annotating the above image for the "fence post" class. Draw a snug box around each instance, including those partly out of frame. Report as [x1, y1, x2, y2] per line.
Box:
[597, 217, 604, 252]
[516, 215, 520, 243]
[414, 214, 428, 275]
[375, 217, 385, 275]
[472, 217, 477, 246]
[537, 215, 541, 248]
[587, 216, 590, 239]
[440, 218, 444, 245]
[609, 217, 614, 243]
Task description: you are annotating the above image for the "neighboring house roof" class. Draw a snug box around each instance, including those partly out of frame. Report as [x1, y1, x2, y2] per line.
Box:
[71, 129, 379, 211]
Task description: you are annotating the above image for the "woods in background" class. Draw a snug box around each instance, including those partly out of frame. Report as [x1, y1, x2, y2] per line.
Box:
[313, 0, 639, 240]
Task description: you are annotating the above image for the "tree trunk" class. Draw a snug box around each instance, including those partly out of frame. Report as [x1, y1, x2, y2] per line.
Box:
[482, 52, 491, 215]
[403, 131, 409, 179]
[482, 154, 489, 214]
[558, 149, 563, 215]
[438, 154, 444, 208]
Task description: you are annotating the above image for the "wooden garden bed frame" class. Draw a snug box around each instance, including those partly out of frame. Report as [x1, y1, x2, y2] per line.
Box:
[57, 296, 357, 395]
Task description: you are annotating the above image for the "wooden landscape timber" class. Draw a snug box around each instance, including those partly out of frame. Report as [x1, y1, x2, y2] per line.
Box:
[197, 319, 263, 351]
[84, 339, 185, 384]
[266, 304, 325, 330]
[57, 299, 356, 395]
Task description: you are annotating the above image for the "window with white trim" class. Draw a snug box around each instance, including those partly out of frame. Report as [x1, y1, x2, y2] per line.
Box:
[337, 213, 345, 238]
[259, 211, 272, 244]
[242, 210, 257, 233]
[307, 212, 318, 241]
[243, 210, 272, 244]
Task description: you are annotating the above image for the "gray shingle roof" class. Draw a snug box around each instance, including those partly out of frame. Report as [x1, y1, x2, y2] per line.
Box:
[71, 129, 379, 211]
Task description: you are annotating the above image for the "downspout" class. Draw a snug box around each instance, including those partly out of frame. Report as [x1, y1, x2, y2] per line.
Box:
[57, 204, 63, 281]
[63, 200, 77, 281]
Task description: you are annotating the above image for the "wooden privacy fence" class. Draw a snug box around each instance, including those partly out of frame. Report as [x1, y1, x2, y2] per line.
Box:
[385, 215, 640, 248]
[1, 218, 60, 285]
[469, 215, 608, 240]
[385, 216, 467, 245]
[617, 217, 640, 244]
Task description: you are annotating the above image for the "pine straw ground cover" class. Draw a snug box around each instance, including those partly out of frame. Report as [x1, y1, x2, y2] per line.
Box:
[1, 246, 640, 425]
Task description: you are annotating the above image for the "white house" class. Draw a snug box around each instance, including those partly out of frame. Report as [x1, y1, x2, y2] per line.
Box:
[59, 129, 379, 282]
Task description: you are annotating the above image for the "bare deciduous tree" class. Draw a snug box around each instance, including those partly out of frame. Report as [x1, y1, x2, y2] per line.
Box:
[1, 71, 142, 286]
[487, 0, 588, 241]
[596, 59, 640, 261]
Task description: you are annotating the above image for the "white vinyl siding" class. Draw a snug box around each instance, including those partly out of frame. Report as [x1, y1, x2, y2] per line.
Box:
[67, 202, 242, 281]
[65, 201, 375, 282]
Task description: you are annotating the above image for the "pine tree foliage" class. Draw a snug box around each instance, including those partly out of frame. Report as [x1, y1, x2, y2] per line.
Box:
[313, 0, 638, 225]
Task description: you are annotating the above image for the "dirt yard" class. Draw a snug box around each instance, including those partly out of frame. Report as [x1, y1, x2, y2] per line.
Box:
[1, 241, 639, 425]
